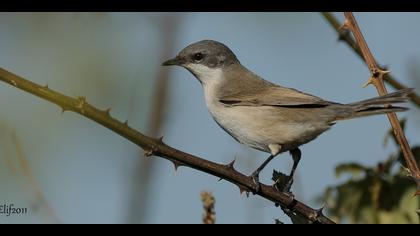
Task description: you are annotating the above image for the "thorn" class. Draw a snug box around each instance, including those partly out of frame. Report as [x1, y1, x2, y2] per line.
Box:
[337, 26, 350, 42]
[338, 20, 349, 31]
[105, 108, 111, 115]
[143, 149, 154, 157]
[316, 206, 325, 216]
[218, 178, 223, 182]
[337, 32, 347, 42]
[363, 76, 375, 88]
[370, 68, 390, 79]
[381, 65, 390, 72]
[123, 120, 129, 126]
[10, 79, 17, 87]
[157, 136, 164, 143]
[172, 161, 181, 172]
[280, 206, 293, 218]
[38, 84, 50, 93]
[76, 96, 86, 114]
[238, 186, 247, 196]
[61, 107, 67, 114]
[308, 210, 320, 222]
[374, 68, 391, 77]
[224, 157, 236, 170]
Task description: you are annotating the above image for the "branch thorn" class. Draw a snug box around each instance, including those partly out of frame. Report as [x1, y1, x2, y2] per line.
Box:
[338, 20, 349, 31]
[10, 79, 17, 87]
[308, 210, 321, 222]
[123, 120, 129, 126]
[172, 160, 182, 172]
[105, 108, 111, 115]
[362, 76, 375, 88]
[316, 206, 325, 216]
[238, 186, 248, 196]
[224, 157, 236, 170]
[144, 149, 154, 157]
[371, 68, 390, 78]
[76, 96, 86, 114]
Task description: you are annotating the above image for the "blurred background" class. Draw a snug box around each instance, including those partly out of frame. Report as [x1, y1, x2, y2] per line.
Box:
[0, 12, 419, 224]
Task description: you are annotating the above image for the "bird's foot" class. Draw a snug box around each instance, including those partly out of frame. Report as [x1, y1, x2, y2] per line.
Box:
[249, 171, 261, 194]
[272, 170, 294, 192]
[283, 176, 294, 193]
[273, 174, 294, 197]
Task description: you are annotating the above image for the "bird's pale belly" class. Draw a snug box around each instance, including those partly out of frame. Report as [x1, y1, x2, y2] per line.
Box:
[208, 102, 329, 153]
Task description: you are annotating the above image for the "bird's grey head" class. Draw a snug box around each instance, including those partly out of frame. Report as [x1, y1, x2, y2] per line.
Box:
[162, 40, 240, 83]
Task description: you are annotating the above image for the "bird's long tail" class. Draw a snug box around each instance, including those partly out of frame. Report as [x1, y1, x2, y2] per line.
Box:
[335, 88, 414, 121]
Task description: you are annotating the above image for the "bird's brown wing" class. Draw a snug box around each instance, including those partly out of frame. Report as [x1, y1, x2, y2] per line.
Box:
[219, 85, 334, 108]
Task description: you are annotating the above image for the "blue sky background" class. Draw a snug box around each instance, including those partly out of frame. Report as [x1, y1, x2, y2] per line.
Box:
[0, 12, 419, 223]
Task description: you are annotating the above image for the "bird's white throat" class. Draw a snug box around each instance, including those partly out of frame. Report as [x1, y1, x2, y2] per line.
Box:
[185, 63, 223, 85]
[185, 63, 224, 108]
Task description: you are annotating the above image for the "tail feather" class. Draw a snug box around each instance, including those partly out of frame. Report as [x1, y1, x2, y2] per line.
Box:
[349, 88, 414, 109]
[350, 106, 408, 119]
[335, 88, 414, 121]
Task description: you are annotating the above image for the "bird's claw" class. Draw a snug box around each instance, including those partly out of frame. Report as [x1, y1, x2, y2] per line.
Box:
[283, 176, 294, 193]
[250, 172, 261, 194]
[273, 174, 294, 196]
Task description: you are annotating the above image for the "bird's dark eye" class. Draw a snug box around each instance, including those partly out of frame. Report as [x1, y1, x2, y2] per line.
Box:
[193, 52, 204, 62]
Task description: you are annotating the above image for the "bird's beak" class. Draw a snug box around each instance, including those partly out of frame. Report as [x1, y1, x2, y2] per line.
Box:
[162, 56, 184, 66]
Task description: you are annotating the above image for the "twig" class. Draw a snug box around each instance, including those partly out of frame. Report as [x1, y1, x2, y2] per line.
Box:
[339, 12, 420, 195]
[0, 67, 335, 224]
[11, 131, 61, 223]
[0, 123, 60, 223]
[127, 14, 180, 223]
[200, 191, 216, 224]
[321, 12, 420, 108]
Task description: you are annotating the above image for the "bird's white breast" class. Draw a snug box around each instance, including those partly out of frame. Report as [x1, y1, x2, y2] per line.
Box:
[193, 64, 326, 154]
[196, 66, 272, 152]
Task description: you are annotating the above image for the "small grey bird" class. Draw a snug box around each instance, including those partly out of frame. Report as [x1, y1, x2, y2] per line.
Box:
[162, 39, 412, 192]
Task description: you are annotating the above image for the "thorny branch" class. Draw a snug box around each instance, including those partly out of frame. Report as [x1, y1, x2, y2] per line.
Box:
[338, 12, 420, 195]
[0, 67, 335, 224]
[321, 12, 420, 108]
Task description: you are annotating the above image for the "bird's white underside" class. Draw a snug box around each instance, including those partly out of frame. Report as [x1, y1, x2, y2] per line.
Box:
[185, 63, 321, 155]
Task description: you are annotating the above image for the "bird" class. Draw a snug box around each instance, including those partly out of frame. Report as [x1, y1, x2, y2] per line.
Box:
[162, 39, 413, 193]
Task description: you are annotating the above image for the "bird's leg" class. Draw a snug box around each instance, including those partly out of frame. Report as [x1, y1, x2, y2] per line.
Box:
[283, 148, 301, 192]
[249, 144, 281, 193]
[251, 154, 275, 181]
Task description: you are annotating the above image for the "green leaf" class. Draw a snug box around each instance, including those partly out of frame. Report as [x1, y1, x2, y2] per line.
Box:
[272, 169, 289, 191]
[334, 163, 369, 179]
